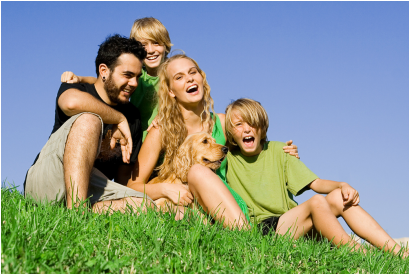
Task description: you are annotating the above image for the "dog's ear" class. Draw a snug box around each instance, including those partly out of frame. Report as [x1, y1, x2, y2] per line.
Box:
[173, 137, 193, 183]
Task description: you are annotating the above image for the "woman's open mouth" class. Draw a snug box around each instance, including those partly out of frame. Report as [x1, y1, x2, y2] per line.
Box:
[186, 84, 198, 94]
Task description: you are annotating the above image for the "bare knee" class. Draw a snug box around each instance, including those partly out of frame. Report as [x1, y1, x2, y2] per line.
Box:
[325, 189, 345, 216]
[187, 164, 214, 188]
[71, 113, 102, 135]
[309, 194, 329, 211]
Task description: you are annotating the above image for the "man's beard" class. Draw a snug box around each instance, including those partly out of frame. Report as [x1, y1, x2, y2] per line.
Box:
[104, 74, 130, 105]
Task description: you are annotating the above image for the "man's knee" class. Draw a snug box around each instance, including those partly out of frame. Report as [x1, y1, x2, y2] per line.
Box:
[71, 113, 102, 133]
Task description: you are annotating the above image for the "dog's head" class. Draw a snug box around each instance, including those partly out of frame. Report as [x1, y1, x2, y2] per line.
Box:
[172, 132, 228, 182]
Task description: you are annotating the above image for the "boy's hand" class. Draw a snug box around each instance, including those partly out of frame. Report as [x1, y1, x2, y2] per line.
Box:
[61, 71, 80, 83]
[340, 182, 360, 206]
[283, 140, 299, 159]
[147, 116, 159, 132]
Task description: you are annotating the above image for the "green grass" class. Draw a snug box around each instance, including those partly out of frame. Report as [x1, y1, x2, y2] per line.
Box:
[2, 184, 408, 274]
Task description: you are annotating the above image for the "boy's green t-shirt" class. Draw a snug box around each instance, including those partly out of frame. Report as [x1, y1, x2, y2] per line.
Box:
[130, 68, 159, 141]
[226, 141, 318, 225]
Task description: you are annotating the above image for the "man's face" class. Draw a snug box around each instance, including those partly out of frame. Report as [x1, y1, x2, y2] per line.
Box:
[104, 53, 143, 104]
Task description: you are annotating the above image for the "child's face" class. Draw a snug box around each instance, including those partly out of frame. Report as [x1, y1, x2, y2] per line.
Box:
[230, 111, 263, 157]
[139, 39, 166, 71]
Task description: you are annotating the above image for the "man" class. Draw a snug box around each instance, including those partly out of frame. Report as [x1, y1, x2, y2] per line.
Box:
[24, 34, 153, 213]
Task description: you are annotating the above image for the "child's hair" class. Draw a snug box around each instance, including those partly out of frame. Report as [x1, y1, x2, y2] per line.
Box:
[156, 54, 215, 173]
[225, 98, 269, 151]
[130, 17, 173, 57]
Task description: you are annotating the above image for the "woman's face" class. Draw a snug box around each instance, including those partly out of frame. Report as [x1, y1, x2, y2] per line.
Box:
[167, 58, 204, 106]
[139, 39, 166, 72]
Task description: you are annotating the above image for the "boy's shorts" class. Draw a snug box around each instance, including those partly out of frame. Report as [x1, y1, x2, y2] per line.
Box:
[259, 215, 282, 235]
[24, 112, 153, 205]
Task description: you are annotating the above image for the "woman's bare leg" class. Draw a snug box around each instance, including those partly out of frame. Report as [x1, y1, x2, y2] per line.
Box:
[187, 164, 249, 230]
[92, 197, 154, 214]
[276, 195, 361, 250]
[325, 190, 405, 255]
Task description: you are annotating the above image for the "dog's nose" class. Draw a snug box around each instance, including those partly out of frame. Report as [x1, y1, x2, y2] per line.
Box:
[222, 146, 228, 154]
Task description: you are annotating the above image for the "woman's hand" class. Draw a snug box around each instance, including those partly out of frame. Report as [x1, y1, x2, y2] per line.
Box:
[283, 140, 299, 159]
[340, 182, 360, 206]
[61, 71, 80, 83]
[162, 182, 193, 206]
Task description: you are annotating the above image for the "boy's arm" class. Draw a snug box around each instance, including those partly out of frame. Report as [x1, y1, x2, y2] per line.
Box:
[61, 71, 97, 84]
[309, 179, 360, 206]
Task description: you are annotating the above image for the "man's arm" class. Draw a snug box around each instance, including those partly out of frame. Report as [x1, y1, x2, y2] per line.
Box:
[58, 88, 132, 163]
[58, 88, 124, 123]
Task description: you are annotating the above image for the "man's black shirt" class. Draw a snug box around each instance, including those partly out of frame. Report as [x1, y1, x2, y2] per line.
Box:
[28, 83, 142, 183]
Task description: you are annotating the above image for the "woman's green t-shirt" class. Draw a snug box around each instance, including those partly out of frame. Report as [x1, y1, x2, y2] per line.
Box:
[130, 68, 159, 141]
[212, 114, 250, 221]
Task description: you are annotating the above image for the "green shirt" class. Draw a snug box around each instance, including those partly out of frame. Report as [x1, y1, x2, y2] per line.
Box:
[212, 114, 250, 221]
[226, 141, 318, 224]
[130, 68, 159, 141]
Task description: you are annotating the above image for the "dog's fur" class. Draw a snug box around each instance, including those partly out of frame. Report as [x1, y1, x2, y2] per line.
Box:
[148, 132, 228, 209]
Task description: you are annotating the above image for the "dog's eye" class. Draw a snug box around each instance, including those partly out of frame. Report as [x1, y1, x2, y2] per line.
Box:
[202, 139, 208, 144]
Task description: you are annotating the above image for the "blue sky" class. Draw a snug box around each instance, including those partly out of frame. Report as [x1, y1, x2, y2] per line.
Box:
[2, 2, 408, 238]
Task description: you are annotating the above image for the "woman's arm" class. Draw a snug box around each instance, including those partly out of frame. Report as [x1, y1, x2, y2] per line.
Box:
[61, 71, 97, 84]
[309, 179, 360, 206]
[127, 127, 193, 205]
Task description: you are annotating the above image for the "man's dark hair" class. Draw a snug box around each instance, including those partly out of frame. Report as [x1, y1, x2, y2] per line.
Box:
[95, 34, 147, 76]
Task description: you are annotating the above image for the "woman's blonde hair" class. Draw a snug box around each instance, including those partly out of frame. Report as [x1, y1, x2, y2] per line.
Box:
[156, 54, 215, 178]
[225, 98, 269, 151]
[130, 17, 173, 57]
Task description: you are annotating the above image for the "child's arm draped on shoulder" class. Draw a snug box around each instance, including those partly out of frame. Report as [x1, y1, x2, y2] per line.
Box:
[61, 71, 97, 84]
[309, 179, 360, 206]
[127, 127, 193, 206]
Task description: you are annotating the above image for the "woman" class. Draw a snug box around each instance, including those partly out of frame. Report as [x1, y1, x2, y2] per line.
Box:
[126, 54, 297, 229]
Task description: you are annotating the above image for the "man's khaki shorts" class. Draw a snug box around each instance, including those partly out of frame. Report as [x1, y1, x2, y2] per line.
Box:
[25, 112, 153, 205]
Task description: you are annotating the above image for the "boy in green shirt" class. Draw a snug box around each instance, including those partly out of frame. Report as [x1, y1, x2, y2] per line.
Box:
[225, 98, 406, 256]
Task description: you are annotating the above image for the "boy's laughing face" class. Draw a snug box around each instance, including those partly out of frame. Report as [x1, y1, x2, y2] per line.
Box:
[231, 111, 263, 157]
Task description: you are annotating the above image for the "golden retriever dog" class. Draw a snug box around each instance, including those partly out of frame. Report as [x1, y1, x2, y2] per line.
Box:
[148, 132, 228, 211]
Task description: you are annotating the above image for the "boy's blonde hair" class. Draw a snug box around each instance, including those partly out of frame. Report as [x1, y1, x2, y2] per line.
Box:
[225, 98, 269, 150]
[130, 17, 173, 57]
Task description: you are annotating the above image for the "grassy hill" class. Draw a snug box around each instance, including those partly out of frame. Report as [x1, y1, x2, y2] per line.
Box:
[2, 185, 408, 274]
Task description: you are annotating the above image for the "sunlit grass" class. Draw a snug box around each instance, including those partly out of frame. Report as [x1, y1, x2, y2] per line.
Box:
[1, 183, 408, 274]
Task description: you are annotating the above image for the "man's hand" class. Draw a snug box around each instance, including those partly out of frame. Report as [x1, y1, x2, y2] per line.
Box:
[340, 182, 360, 206]
[61, 71, 80, 83]
[283, 140, 299, 159]
[162, 183, 193, 206]
[147, 116, 159, 132]
[110, 119, 133, 164]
